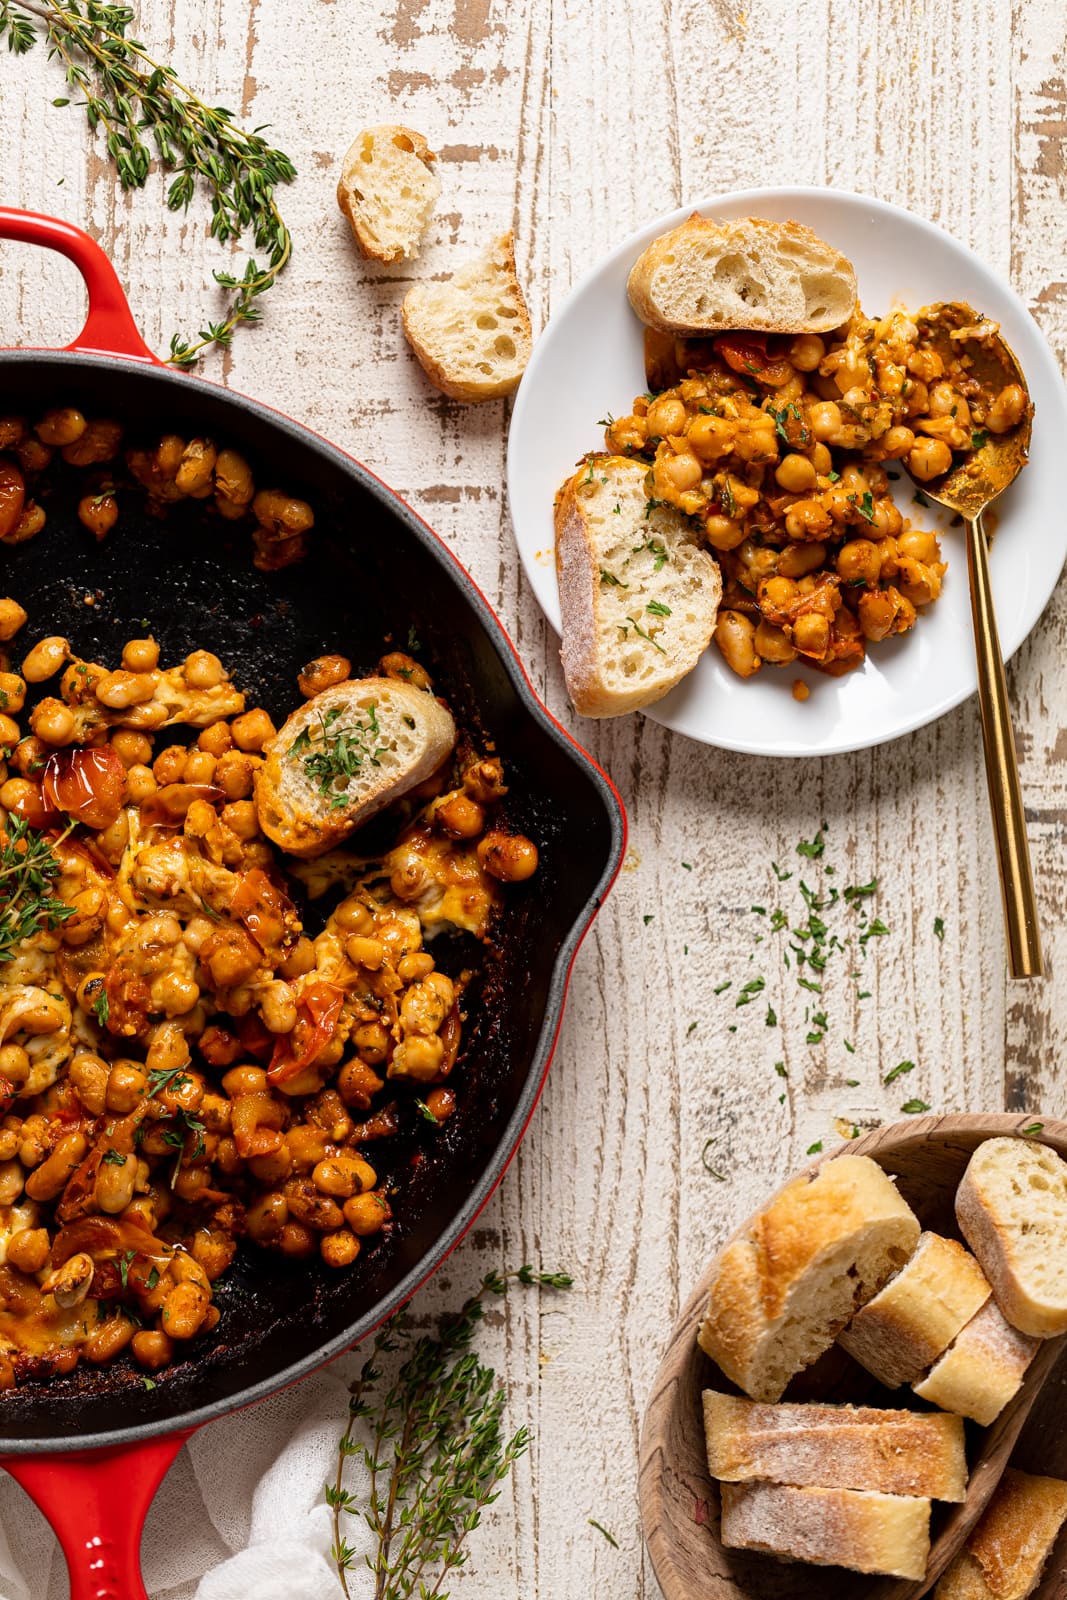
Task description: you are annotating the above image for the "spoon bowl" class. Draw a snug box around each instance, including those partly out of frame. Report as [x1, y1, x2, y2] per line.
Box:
[639, 1114, 1067, 1600]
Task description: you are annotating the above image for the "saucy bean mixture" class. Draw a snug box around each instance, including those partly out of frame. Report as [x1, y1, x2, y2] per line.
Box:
[603, 307, 1026, 679]
[0, 408, 538, 1387]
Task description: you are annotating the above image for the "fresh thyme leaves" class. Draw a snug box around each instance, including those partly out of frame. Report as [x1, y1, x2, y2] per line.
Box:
[119, 1249, 135, 1289]
[767, 400, 805, 446]
[162, 1109, 206, 1186]
[0, 0, 295, 368]
[589, 1519, 619, 1547]
[146, 1065, 190, 1098]
[621, 615, 667, 655]
[0, 816, 76, 962]
[330, 1266, 571, 1600]
[288, 704, 388, 810]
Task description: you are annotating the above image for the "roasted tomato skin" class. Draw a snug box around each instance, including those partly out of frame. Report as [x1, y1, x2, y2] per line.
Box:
[268, 981, 344, 1084]
[42, 746, 127, 830]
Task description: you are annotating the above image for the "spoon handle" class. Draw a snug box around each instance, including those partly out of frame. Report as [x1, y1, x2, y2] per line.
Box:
[965, 509, 1043, 978]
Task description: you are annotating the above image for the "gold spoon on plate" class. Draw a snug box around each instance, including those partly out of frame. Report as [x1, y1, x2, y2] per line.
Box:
[904, 303, 1040, 979]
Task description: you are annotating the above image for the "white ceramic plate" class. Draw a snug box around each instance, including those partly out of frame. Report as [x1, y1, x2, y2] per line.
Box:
[507, 187, 1067, 756]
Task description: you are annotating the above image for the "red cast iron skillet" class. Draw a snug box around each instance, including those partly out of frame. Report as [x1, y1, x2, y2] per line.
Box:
[0, 208, 626, 1598]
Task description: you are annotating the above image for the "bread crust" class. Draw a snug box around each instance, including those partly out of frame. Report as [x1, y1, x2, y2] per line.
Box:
[337, 125, 438, 263]
[401, 232, 532, 402]
[934, 1468, 1067, 1600]
[703, 1390, 967, 1500]
[839, 1231, 991, 1387]
[719, 1482, 931, 1580]
[696, 1155, 920, 1402]
[626, 213, 857, 335]
[956, 1137, 1067, 1337]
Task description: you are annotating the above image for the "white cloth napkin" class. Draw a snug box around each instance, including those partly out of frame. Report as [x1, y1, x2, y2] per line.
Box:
[0, 1346, 388, 1600]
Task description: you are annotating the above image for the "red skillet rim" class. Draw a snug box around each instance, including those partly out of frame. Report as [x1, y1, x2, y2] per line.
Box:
[0, 347, 627, 1451]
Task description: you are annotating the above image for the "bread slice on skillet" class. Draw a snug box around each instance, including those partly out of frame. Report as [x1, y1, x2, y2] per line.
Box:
[255, 678, 456, 859]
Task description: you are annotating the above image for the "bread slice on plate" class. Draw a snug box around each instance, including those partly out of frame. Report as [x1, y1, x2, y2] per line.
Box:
[934, 1467, 1067, 1600]
[555, 454, 721, 717]
[956, 1136, 1067, 1337]
[912, 1297, 1040, 1426]
[719, 1481, 931, 1580]
[626, 214, 857, 335]
[697, 1154, 920, 1402]
[838, 1231, 991, 1388]
[703, 1390, 967, 1500]
[255, 678, 456, 859]
[337, 125, 440, 262]
[401, 232, 532, 402]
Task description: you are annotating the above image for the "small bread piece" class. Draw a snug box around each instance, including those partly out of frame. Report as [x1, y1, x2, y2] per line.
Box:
[337, 125, 440, 262]
[719, 1482, 931, 1580]
[913, 1299, 1040, 1426]
[555, 455, 721, 717]
[697, 1155, 920, 1402]
[626, 214, 858, 335]
[703, 1391, 967, 1500]
[839, 1232, 992, 1387]
[956, 1137, 1067, 1337]
[255, 679, 456, 859]
[401, 232, 532, 402]
[934, 1468, 1067, 1600]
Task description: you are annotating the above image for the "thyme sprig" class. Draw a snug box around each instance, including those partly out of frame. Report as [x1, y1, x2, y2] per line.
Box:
[0, 816, 75, 961]
[0, 0, 295, 367]
[330, 1265, 573, 1600]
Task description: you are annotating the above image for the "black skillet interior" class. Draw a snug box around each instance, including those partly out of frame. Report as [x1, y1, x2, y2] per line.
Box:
[0, 353, 624, 1449]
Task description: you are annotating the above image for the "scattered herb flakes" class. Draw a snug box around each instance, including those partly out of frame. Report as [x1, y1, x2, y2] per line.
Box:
[796, 828, 826, 860]
[751, 905, 766, 916]
[735, 976, 766, 1008]
[414, 1098, 440, 1126]
[765, 1005, 777, 1027]
[774, 1061, 788, 1078]
[845, 1078, 860, 1087]
[713, 981, 731, 995]
[622, 614, 667, 655]
[797, 976, 822, 994]
[806, 1141, 824, 1155]
[1019, 1121, 1044, 1137]
[843, 1040, 855, 1056]
[102, 1149, 126, 1166]
[588, 1520, 619, 1548]
[646, 599, 671, 617]
[686, 1021, 697, 1036]
[771, 861, 792, 882]
[827, 469, 841, 483]
[883, 1060, 915, 1084]
[142, 1377, 157, 1391]
[971, 429, 989, 451]
[843, 879, 878, 902]
[701, 1141, 727, 1180]
[599, 568, 627, 588]
[769, 908, 788, 931]
[681, 861, 692, 871]
[901, 1098, 931, 1114]
[934, 916, 945, 941]
[806, 1030, 824, 1045]
[913, 488, 930, 507]
[643, 913, 654, 926]
[857, 989, 872, 1000]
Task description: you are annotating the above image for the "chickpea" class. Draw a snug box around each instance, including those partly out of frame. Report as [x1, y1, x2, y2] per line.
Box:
[148, 745, 185, 786]
[77, 492, 119, 540]
[279, 935, 316, 980]
[182, 750, 217, 785]
[0, 603, 26, 645]
[703, 513, 745, 551]
[21, 635, 69, 683]
[987, 382, 1026, 434]
[398, 951, 435, 983]
[425, 1086, 456, 1122]
[760, 576, 798, 611]
[645, 395, 687, 437]
[687, 413, 734, 463]
[753, 620, 796, 664]
[231, 708, 275, 752]
[344, 1192, 391, 1237]
[793, 612, 831, 657]
[337, 1058, 384, 1107]
[106, 1062, 147, 1115]
[788, 334, 826, 372]
[108, 728, 152, 768]
[222, 1065, 268, 1097]
[659, 449, 703, 494]
[321, 1230, 361, 1267]
[312, 1155, 377, 1199]
[183, 650, 224, 691]
[907, 437, 953, 481]
[776, 541, 827, 580]
[132, 1329, 174, 1370]
[154, 972, 200, 1017]
[297, 655, 351, 698]
[259, 980, 297, 1035]
[125, 763, 157, 803]
[435, 793, 485, 839]
[161, 1281, 211, 1340]
[0, 1159, 24, 1204]
[62, 884, 108, 947]
[389, 1035, 445, 1080]
[907, 348, 944, 383]
[118, 637, 159, 674]
[246, 1192, 289, 1243]
[379, 652, 432, 691]
[35, 407, 85, 447]
[29, 698, 76, 746]
[0, 713, 19, 751]
[6, 1227, 49, 1274]
[880, 424, 916, 459]
[784, 499, 832, 541]
[809, 400, 844, 443]
[277, 1221, 317, 1258]
[95, 669, 158, 709]
[353, 1021, 390, 1064]
[252, 489, 314, 537]
[714, 611, 760, 678]
[476, 832, 539, 883]
[898, 528, 940, 563]
[774, 453, 817, 493]
[836, 539, 882, 586]
[858, 587, 915, 641]
[810, 442, 833, 475]
[198, 721, 233, 757]
[61, 417, 123, 467]
[869, 497, 903, 536]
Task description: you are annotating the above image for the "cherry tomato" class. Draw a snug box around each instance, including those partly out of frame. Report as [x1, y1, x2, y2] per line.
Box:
[231, 867, 298, 958]
[42, 746, 127, 830]
[268, 981, 344, 1085]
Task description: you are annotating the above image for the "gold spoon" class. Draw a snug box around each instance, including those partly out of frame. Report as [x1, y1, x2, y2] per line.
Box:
[904, 303, 1040, 979]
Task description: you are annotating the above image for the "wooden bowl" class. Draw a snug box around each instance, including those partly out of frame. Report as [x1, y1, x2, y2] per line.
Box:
[639, 1113, 1067, 1600]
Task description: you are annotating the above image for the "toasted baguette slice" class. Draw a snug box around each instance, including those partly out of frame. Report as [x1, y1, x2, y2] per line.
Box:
[913, 1298, 1040, 1426]
[555, 455, 721, 717]
[934, 1468, 1067, 1600]
[703, 1391, 967, 1501]
[956, 1136, 1067, 1337]
[626, 214, 858, 335]
[336, 125, 440, 262]
[697, 1155, 920, 1403]
[719, 1482, 931, 1580]
[255, 679, 456, 859]
[839, 1232, 992, 1387]
[401, 232, 531, 402]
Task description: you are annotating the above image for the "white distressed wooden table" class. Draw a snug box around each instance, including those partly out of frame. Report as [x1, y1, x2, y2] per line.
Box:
[1, 1, 1066, 1593]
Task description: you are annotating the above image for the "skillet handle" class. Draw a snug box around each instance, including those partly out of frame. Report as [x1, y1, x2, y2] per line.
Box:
[0, 208, 160, 365]
[1, 1429, 192, 1599]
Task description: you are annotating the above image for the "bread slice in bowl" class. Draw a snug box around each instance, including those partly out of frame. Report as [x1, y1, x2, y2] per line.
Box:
[255, 678, 456, 859]
[956, 1136, 1067, 1337]
[934, 1467, 1067, 1600]
[337, 125, 440, 262]
[627, 214, 857, 335]
[555, 454, 721, 717]
[719, 1482, 931, 1580]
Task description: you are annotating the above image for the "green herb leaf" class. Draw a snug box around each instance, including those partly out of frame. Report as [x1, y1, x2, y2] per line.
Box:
[796, 828, 826, 860]
[588, 1519, 619, 1548]
[971, 429, 989, 451]
[883, 1060, 915, 1084]
[102, 1149, 126, 1166]
[806, 1141, 823, 1155]
[901, 1098, 931, 1114]
[701, 1141, 727, 1180]
[934, 915, 945, 941]
[646, 599, 671, 617]
[1019, 1121, 1044, 1137]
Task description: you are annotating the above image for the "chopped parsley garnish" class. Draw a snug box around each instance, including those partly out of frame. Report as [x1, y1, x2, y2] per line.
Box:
[901, 1098, 931, 1114]
[686, 1021, 697, 1036]
[713, 981, 731, 995]
[646, 599, 671, 617]
[146, 1066, 191, 1099]
[119, 1250, 136, 1288]
[771, 862, 791, 882]
[91, 988, 110, 1027]
[1020, 1122, 1044, 1137]
[681, 861, 692, 871]
[806, 1141, 823, 1155]
[288, 704, 390, 811]
[934, 916, 945, 941]
[765, 1005, 777, 1027]
[406, 625, 421, 653]
[414, 1098, 441, 1127]
[827, 469, 840, 483]
[102, 1149, 126, 1166]
[735, 976, 766, 1008]
[971, 429, 989, 451]
[599, 569, 627, 588]
[843, 1039, 855, 1054]
[774, 1062, 787, 1078]
[643, 914, 654, 926]
[796, 828, 826, 860]
[883, 1060, 915, 1084]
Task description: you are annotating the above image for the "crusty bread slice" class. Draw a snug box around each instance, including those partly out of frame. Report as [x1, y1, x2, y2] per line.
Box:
[626, 214, 857, 335]
[401, 232, 532, 402]
[703, 1391, 967, 1501]
[697, 1155, 920, 1403]
[934, 1468, 1067, 1600]
[255, 679, 456, 859]
[555, 455, 721, 717]
[912, 1298, 1040, 1426]
[336, 125, 440, 262]
[955, 1136, 1067, 1337]
[839, 1231, 992, 1388]
[719, 1482, 931, 1580]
